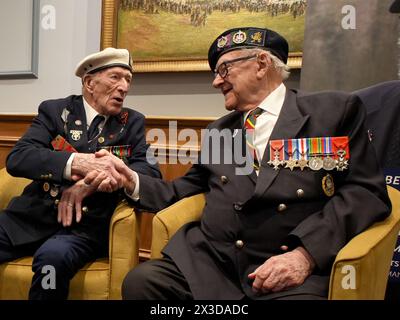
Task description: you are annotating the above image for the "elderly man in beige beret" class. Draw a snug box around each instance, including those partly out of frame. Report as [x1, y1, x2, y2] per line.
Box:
[0, 48, 161, 299]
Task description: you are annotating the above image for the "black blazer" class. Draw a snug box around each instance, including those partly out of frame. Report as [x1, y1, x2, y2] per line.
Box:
[137, 88, 391, 299]
[1, 95, 160, 247]
[355, 80, 400, 168]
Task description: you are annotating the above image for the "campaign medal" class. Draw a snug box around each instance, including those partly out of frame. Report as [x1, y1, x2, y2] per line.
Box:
[323, 156, 336, 171]
[283, 139, 298, 171]
[267, 140, 284, 170]
[70, 130, 82, 141]
[297, 138, 308, 170]
[322, 174, 335, 197]
[297, 156, 308, 171]
[308, 138, 323, 171]
[308, 157, 323, 170]
[285, 156, 297, 171]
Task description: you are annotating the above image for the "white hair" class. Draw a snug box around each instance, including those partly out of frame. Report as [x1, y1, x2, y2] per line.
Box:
[245, 48, 291, 80]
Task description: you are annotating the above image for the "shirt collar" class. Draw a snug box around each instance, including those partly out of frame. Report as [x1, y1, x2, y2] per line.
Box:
[258, 83, 286, 116]
[243, 83, 286, 121]
[82, 97, 109, 127]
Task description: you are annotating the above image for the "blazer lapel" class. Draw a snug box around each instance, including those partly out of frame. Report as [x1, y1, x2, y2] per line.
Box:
[65, 96, 89, 152]
[254, 89, 310, 197]
[99, 113, 126, 148]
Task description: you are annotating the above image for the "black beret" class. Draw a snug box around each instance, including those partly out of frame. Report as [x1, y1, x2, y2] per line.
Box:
[208, 27, 289, 72]
[390, 0, 400, 13]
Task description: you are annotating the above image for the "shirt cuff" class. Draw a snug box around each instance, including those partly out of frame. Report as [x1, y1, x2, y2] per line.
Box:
[125, 171, 140, 201]
[63, 153, 76, 180]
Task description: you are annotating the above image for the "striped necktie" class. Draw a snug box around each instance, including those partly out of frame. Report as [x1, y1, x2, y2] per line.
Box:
[244, 107, 264, 170]
[87, 115, 105, 141]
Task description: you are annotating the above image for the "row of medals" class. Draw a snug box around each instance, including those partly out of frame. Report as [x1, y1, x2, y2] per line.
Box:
[268, 150, 349, 171]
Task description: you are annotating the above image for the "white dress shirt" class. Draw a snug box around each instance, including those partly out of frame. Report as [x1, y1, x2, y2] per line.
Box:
[243, 83, 286, 174]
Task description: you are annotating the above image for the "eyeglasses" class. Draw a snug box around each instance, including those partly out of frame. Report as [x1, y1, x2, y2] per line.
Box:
[214, 54, 257, 79]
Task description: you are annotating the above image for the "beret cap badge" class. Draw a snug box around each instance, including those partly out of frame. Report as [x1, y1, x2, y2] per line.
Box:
[232, 30, 247, 44]
[208, 27, 289, 72]
[217, 36, 228, 49]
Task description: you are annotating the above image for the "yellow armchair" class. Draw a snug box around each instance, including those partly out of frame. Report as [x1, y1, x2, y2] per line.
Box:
[0, 167, 139, 300]
[151, 188, 400, 300]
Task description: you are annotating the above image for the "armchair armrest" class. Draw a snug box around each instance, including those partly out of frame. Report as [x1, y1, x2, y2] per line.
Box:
[0, 167, 30, 210]
[151, 193, 206, 259]
[329, 186, 400, 299]
[108, 199, 139, 299]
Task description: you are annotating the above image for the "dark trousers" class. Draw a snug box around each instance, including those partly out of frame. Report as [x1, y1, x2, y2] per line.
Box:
[122, 255, 194, 300]
[122, 255, 327, 300]
[0, 226, 102, 300]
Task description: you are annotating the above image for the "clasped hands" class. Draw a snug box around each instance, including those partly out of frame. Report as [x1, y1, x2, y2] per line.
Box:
[58, 149, 136, 227]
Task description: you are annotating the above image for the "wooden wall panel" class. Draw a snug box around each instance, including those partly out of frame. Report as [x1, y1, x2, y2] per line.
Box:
[0, 114, 214, 261]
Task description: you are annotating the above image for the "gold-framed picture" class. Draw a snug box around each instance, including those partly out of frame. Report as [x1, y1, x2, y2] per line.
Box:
[101, 0, 306, 72]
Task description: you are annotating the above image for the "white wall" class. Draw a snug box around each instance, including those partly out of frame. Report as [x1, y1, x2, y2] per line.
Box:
[0, 0, 300, 118]
[0, 0, 101, 113]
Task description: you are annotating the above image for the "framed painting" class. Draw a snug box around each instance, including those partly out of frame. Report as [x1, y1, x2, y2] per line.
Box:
[0, 0, 39, 79]
[101, 0, 306, 72]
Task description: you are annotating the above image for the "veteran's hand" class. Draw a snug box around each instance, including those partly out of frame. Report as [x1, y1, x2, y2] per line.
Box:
[88, 149, 136, 193]
[71, 151, 124, 190]
[248, 247, 316, 294]
[58, 170, 107, 226]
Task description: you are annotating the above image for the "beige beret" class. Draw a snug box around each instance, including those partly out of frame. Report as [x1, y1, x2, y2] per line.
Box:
[75, 47, 133, 78]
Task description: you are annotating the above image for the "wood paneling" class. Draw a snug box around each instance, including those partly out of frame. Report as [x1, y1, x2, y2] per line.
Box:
[0, 114, 214, 261]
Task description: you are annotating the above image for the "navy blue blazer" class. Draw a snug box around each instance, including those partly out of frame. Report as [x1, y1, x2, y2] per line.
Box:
[1, 95, 160, 247]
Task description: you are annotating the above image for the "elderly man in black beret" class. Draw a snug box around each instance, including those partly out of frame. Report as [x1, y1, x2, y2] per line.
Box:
[0, 48, 161, 299]
[121, 27, 390, 300]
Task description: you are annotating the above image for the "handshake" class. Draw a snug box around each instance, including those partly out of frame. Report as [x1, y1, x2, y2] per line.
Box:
[57, 149, 137, 227]
[72, 149, 136, 194]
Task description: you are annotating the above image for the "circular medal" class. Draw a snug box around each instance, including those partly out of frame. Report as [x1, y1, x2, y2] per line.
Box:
[323, 156, 336, 171]
[98, 136, 105, 144]
[309, 157, 323, 171]
[322, 174, 335, 197]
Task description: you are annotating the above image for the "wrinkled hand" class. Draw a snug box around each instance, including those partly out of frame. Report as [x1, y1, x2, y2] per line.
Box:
[71, 151, 125, 190]
[84, 149, 136, 193]
[248, 247, 315, 295]
[58, 170, 107, 227]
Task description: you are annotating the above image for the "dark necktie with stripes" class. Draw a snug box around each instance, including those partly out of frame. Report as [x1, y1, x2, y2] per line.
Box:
[244, 107, 264, 171]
